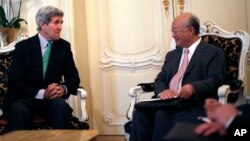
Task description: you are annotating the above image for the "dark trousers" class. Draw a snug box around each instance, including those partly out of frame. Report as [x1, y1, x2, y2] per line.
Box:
[7, 98, 72, 131]
[130, 108, 203, 141]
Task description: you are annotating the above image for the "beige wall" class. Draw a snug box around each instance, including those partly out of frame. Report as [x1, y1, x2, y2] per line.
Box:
[71, 0, 93, 127]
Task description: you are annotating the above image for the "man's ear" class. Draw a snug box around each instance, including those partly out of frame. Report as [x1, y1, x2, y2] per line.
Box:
[40, 22, 47, 30]
[189, 26, 195, 35]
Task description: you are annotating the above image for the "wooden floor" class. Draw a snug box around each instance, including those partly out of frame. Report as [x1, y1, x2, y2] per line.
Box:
[95, 135, 124, 141]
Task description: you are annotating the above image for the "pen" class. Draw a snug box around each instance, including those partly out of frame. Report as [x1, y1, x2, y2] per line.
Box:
[197, 116, 211, 123]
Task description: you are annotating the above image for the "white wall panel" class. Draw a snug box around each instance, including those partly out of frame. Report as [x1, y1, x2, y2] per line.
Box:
[85, 0, 169, 135]
[99, 0, 164, 70]
[99, 0, 166, 134]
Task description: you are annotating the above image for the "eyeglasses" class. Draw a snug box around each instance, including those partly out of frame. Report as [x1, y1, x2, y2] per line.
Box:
[171, 26, 190, 34]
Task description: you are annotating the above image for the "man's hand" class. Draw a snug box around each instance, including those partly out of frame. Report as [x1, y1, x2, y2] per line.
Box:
[159, 89, 177, 100]
[160, 84, 194, 100]
[44, 83, 65, 99]
[204, 98, 222, 115]
[203, 98, 239, 125]
[195, 98, 240, 137]
[208, 104, 239, 126]
[178, 84, 194, 99]
[195, 122, 226, 136]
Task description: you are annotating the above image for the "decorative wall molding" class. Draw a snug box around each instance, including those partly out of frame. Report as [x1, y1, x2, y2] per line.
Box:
[104, 114, 113, 124]
[162, 0, 169, 16]
[178, 0, 185, 14]
[172, 0, 185, 17]
[172, 0, 191, 17]
[100, 45, 162, 71]
[98, 0, 165, 126]
[104, 113, 127, 125]
[99, 0, 164, 72]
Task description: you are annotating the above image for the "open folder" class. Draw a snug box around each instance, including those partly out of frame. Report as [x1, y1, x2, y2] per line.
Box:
[134, 98, 190, 110]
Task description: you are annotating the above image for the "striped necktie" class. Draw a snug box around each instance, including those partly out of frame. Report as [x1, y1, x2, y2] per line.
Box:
[43, 41, 52, 78]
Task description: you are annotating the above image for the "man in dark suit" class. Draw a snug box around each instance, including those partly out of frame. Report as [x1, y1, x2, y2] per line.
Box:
[130, 12, 226, 141]
[164, 98, 250, 141]
[4, 6, 80, 130]
[195, 98, 250, 140]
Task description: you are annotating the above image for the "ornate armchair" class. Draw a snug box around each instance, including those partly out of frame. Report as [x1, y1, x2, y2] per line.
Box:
[124, 21, 250, 141]
[0, 36, 89, 135]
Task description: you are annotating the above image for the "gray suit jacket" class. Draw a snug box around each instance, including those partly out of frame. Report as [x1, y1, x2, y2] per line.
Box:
[154, 40, 226, 111]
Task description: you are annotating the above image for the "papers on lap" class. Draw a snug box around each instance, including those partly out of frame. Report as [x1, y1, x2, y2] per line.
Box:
[135, 98, 190, 110]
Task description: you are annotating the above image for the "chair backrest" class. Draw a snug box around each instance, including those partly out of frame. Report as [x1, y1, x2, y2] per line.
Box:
[0, 49, 14, 108]
[0, 35, 27, 109]
[200, 21, 249, 85]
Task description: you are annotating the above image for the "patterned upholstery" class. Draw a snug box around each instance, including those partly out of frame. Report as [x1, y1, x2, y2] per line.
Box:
[0, 50, 89, 135]
[201, 35, 241, 83]
[0, 51, 13, 108]
[199, 21, 249, 104]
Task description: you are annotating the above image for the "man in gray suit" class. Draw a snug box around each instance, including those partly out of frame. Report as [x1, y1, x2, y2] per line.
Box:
[130, 12, 226, 141]
[4, 6, 80, 131]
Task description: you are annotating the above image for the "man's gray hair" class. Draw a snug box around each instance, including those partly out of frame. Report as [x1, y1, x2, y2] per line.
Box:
[36, 6, 64, 31]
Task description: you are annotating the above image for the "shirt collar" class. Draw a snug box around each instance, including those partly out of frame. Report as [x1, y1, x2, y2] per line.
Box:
[184, 37, 201, 55]
[38, 33, 52, 49]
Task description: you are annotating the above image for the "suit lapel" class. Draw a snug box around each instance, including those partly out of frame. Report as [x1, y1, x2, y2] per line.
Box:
[185, 41, 207, 74]
[32, 35, 44, 80]
[171, 48, 183, 76]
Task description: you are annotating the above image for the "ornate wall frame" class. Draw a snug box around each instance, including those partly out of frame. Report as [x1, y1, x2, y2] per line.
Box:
[162, 0, 190, 17]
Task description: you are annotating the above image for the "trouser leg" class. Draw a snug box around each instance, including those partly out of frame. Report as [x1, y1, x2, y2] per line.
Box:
[152, 109, 172, 141]
[49, 98, 72, 129]
[130, 109, 155, 141]
[8, 99, 33, 131]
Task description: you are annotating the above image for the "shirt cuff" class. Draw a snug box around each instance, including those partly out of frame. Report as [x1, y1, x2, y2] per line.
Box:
[157, 93, 162, 98]
[35, 89, 45, 99]
[225, 111, 242, 128]
[61, 85, 68, 95]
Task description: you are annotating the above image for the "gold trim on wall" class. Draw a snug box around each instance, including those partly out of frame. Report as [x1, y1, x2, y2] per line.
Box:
[163, 0, 187, 17]
[178, 0, 185, 14]
[173, 0, 186, 17]
[162, 0, 169, 16]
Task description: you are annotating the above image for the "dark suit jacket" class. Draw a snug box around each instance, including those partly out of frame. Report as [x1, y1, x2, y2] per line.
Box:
[227, 104, 250, 138]
[165, 104, 250, 141]
[4, 34, 80, 110]
[154, 40, 226, 111]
